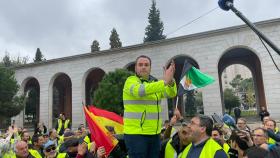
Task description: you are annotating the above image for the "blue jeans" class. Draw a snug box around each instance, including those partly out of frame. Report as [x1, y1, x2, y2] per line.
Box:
[124, 134, 160, 158]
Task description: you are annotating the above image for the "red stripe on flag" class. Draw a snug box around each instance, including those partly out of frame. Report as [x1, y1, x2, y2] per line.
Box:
[83, 106, 118, 156]
[88, 105, 123, 124]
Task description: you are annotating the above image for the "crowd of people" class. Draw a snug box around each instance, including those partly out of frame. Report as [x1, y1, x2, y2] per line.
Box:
[1, 55, 279, 158]
[0, 112, 109, 158]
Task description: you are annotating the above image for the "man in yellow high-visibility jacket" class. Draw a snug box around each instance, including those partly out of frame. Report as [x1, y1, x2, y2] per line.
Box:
[180, 115, 228, 158]
[56, 113, 71, 136]
[123, 55, 177, 158]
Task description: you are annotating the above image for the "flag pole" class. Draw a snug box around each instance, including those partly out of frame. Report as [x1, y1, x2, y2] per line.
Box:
[175, 96, 179, 109]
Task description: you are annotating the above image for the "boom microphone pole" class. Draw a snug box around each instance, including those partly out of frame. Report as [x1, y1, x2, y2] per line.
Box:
[218, 0, 280, 56]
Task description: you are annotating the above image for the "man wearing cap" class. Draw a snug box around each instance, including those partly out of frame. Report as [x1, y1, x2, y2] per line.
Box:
[43, 140, 58, 158]
[123, 55, 177, 158]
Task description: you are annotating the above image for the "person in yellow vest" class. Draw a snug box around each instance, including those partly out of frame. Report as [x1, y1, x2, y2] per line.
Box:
[211, 127, 230, 153]
[123, 55, 177, 158]
[180, 115, 228, 158]
[29, 134, 44, 158]
[43, 140, 67, 158]
[159, 122, 191, 158]
[252, 127, 269, 149]
[21, 131, 32, 145]
[56, 113, 71, 136]
[12, 140, 37, 158]
[264, 119, 280, 145]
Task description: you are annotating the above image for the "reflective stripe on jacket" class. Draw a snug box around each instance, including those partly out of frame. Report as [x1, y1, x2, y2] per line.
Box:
[123, 75, 177, 135]
[165, 139, 178, 158]
[57, 119, 70, 135]
[179, 138, 223, 158]
[28, 149, 42, 158]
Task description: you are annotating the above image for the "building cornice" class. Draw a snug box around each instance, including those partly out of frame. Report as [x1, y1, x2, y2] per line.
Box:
[14, 18, 280, 70]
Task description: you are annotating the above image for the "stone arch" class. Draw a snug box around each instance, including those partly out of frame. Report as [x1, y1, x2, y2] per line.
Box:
[49, 73, 72, 127]
[166, 55, 201, 117]
[21, 77, 40, 127]
[83, 68, 105, 105]
[124, 62, 135, 73]
[218, 46, 266, 114]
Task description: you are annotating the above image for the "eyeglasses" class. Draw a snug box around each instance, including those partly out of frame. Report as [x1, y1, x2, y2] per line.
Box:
[252, 134, 266, 138]
[45, 146, 56, 152]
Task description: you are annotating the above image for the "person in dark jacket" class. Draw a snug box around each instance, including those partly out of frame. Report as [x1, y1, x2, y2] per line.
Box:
[234, 107, 241, 123]
[259, 106, 270, 122]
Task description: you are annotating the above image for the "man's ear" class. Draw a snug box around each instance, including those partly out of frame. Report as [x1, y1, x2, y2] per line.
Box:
[200, 126, 206, 133]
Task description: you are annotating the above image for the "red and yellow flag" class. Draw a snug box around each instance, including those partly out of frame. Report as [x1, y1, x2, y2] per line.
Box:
[88, 106, 123, 134]
[83, 106, 121, 156]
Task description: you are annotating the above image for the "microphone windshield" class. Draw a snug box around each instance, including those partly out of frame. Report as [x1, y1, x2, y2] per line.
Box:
[218, 0, 233, 11]
[222, 114, 236, 127]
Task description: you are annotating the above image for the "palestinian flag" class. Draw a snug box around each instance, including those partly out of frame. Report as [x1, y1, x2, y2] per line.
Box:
[178, 61, 215, 96]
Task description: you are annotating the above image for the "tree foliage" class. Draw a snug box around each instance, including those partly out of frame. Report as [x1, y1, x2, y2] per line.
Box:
[144, 0, 166, 42]
[91, 40, 100, 52]
[224, 88, 240, 114]
[229, 74, 243, 91]
[33, 48, 45, 62]
[0, 65, 25, 118]
[1, 52, 29, 67]
[92, 69, 133, 115]
[109, 28, 122, 49]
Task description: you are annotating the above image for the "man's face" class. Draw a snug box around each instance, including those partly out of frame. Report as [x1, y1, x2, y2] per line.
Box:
[44, 145, 57, 158]
[265, 121, 275, 131]
[135, 57, 151, 79]
[22, 132, 30, 142]
[263, 117, 270, 124]
[37, 136, 45, 147]
[178, 125, 191, 146]
[16, 141, 29, 158]
[188, 117, 203, 142]
[253, 129, 267, 146]
[211, 130, 221, 141]
[237, 120, 246, 130]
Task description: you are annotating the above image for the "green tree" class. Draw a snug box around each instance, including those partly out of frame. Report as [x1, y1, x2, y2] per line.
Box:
[224, 88, 240, 114]
[144, 0, 166, 42]
[0, 66, 25, 118]
[229, 74, 243, 92]
[91, 40, 100, 52]
[92, 69, 133, 115]
[240, 78, 255, 106]
[109, 28, 122, 49]
[1, 52, 29, 67]
[33, 48, 45, 62]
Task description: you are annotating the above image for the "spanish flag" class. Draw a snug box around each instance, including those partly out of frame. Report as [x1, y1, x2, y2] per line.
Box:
[83, 106, 122, 156]
[178, 60, 215, 96]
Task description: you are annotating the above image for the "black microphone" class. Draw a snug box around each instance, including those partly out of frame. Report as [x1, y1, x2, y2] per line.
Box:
[218, 0, 233, 11]
[217, 0, 280, 56]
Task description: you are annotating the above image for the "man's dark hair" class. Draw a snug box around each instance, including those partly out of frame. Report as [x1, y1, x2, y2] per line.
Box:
[245, 146, 268, 158]
[196, 115, 213, 136]
[135, 55, 152, 66]
[229, 130, 249, 151]
[32, 134, 42, 145]
[212, 127, 223, 136]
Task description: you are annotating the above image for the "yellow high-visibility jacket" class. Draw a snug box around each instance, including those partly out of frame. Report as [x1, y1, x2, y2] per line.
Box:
[123, 75, 177, 135]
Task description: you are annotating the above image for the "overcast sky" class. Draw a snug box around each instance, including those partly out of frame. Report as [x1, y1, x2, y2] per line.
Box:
[0, 0, 279, 61]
